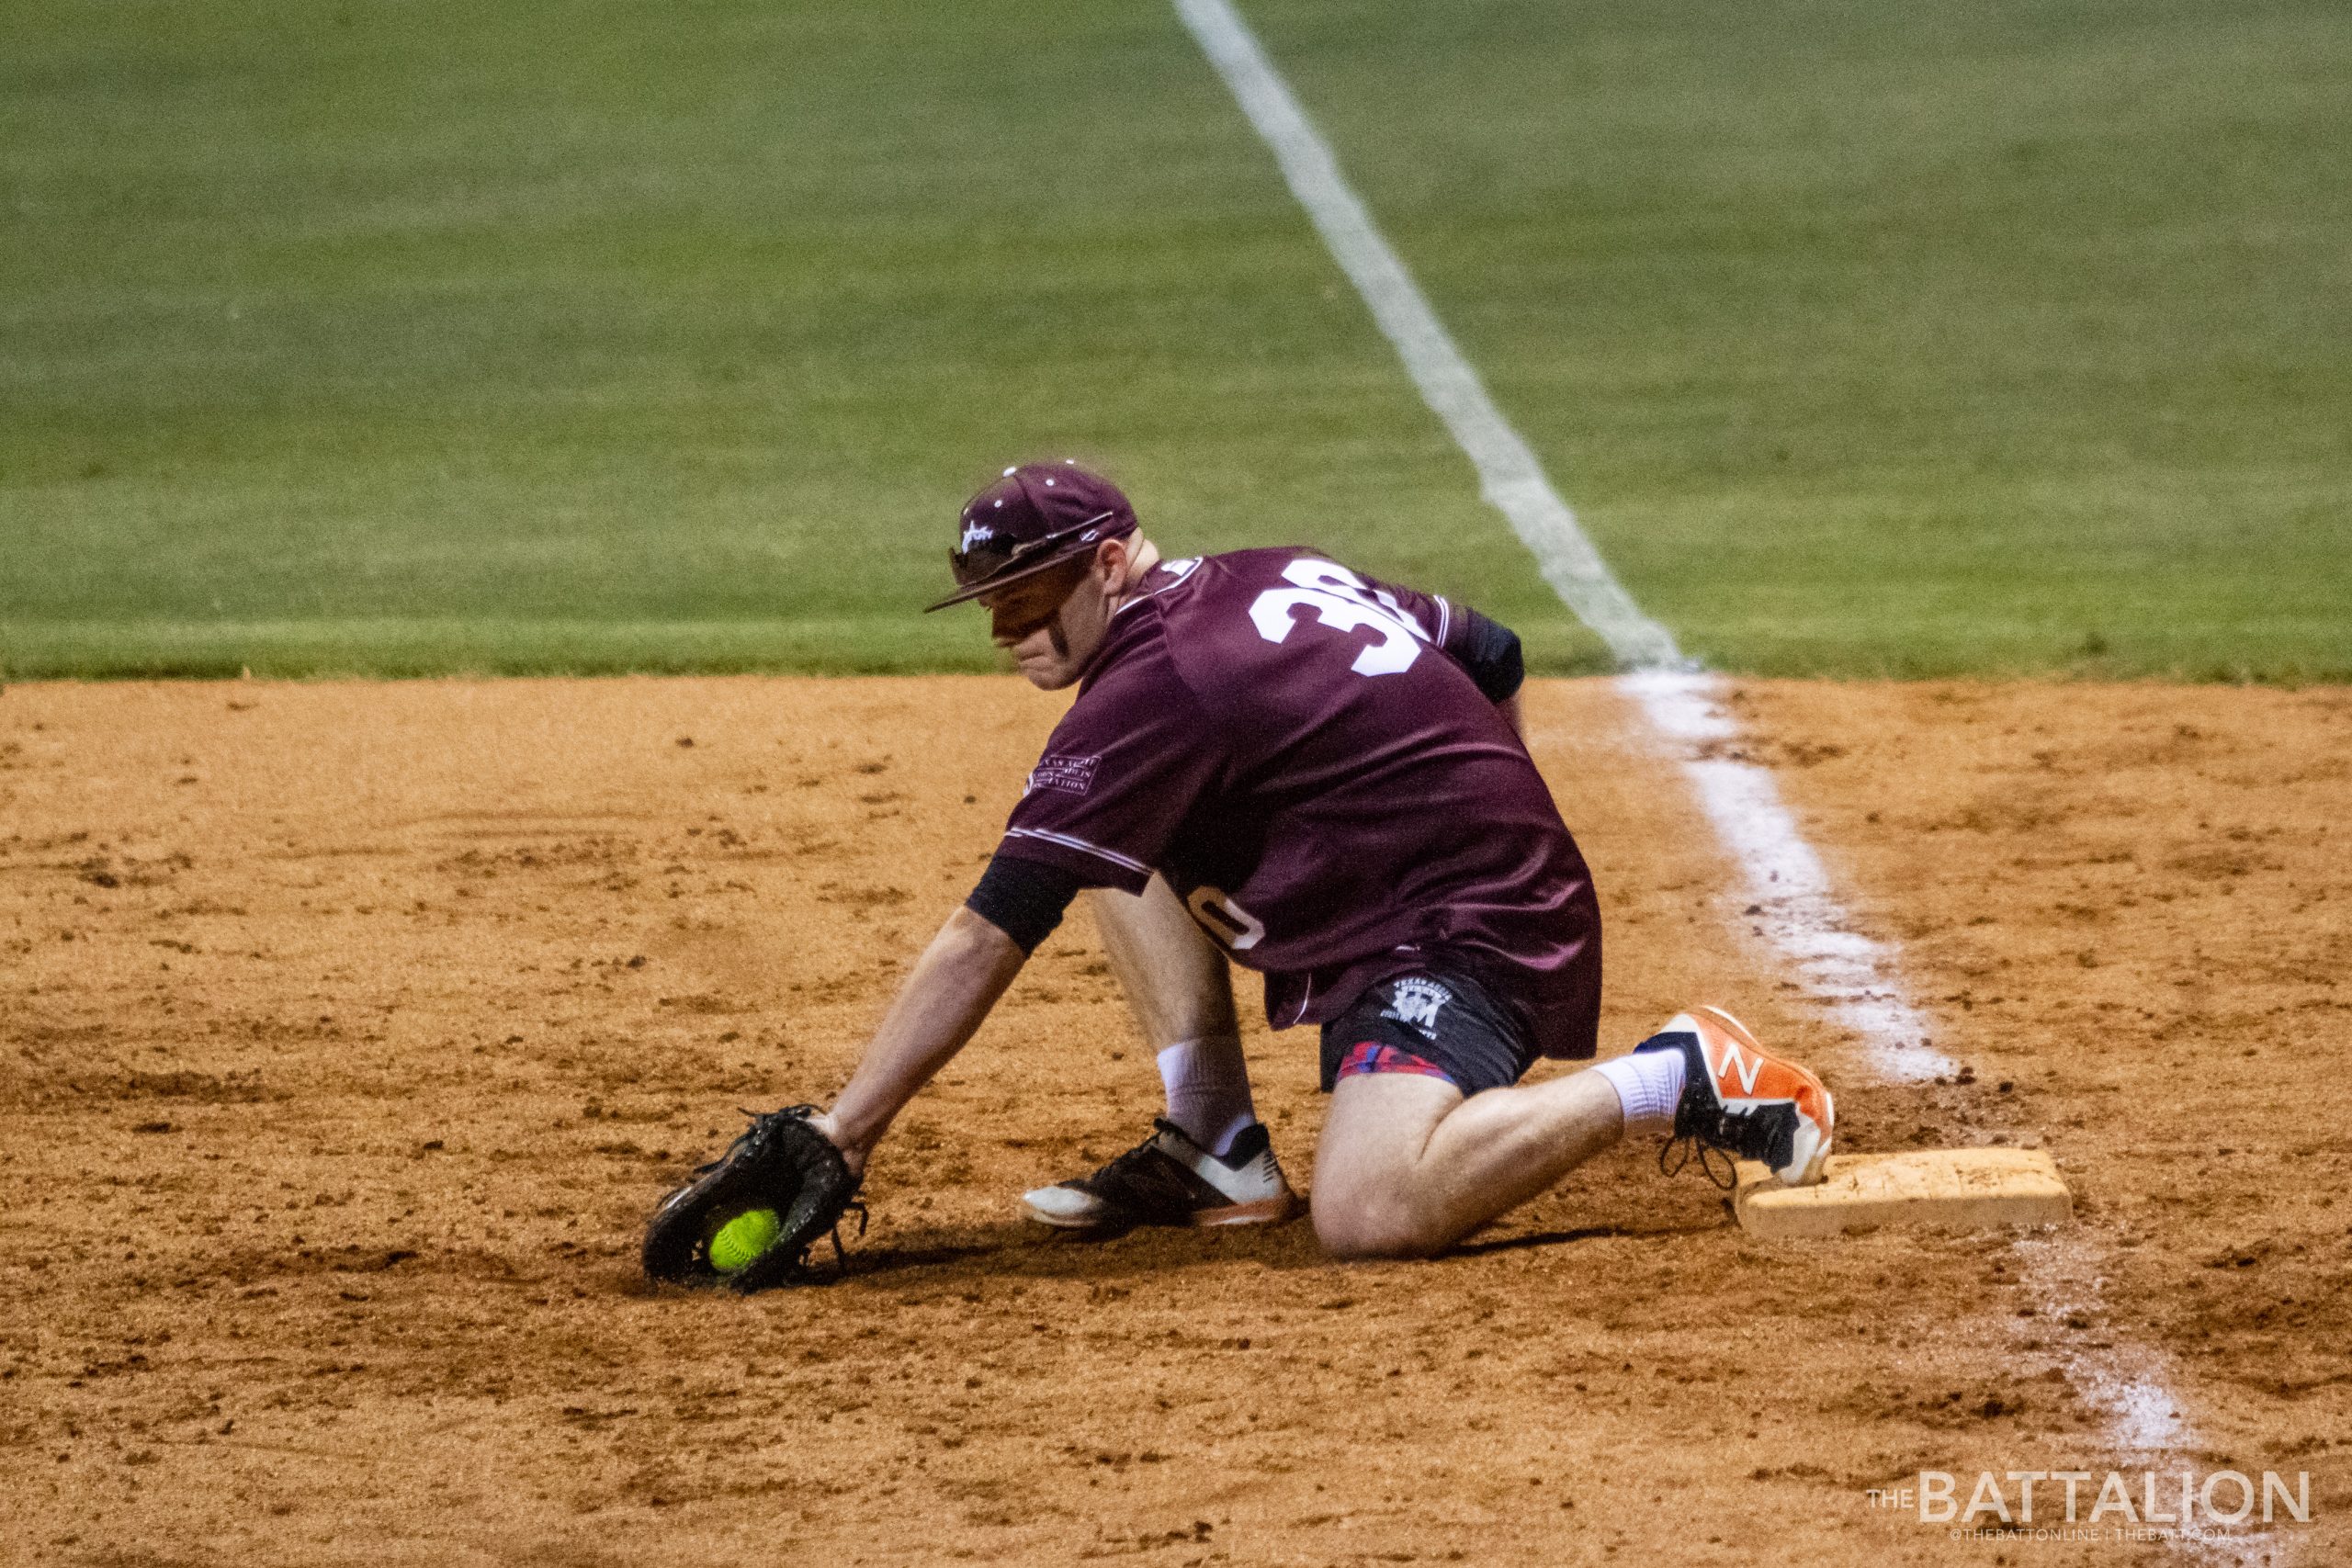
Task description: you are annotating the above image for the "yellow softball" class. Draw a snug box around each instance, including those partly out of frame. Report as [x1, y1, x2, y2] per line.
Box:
[707, 1207, 781, 1272]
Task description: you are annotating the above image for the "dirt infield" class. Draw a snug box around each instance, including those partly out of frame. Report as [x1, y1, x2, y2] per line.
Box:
[2, 676, 2344, 1566]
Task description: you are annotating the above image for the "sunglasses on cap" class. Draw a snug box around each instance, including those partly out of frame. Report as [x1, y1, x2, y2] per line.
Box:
[925, 510, 1122, 613]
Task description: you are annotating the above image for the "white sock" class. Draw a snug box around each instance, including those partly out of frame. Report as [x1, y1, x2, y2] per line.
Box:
[1157, 1035, 1258, 1158]
[1593, 1048, 1686, 1134]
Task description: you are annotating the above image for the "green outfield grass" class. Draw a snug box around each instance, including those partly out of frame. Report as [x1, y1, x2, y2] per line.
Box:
[1251, 0, 2352, 681]
[5, 0, 2346, 680]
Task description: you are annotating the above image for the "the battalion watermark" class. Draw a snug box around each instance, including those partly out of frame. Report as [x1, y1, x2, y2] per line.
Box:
[1866, 1469, 2312, 1544]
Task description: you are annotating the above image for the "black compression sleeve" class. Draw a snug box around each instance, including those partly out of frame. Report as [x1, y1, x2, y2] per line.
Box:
[1456, 607, 1526, 704]
[965, 853, 1085, 955]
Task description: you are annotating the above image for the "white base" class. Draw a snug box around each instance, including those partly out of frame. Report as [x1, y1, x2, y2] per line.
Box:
[1733, 1148, 2073, 1239]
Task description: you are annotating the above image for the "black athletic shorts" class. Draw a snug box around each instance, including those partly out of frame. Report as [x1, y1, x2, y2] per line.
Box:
[1317, 966, 1539, 1099]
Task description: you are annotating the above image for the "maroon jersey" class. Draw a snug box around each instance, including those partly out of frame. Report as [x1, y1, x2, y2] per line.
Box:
[996, 547, 1601, 1057]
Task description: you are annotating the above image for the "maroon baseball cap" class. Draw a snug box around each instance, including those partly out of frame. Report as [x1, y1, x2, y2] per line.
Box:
[924, 460, 1138, 612]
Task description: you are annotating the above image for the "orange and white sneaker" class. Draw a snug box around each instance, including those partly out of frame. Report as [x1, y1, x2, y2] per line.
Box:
[1635, 1006, 1833, 1188]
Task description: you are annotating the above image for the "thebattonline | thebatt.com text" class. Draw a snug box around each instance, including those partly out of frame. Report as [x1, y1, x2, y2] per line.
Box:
[1864, 1471, 2311, 1529]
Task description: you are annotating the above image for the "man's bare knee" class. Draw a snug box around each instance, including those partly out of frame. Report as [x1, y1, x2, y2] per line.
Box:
[1312, 1072, 1463, 1258]
[1312, 1190, 1445, 1260]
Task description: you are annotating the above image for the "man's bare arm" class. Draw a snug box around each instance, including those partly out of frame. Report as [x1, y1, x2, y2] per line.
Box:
[814, 907, 1027, 1174]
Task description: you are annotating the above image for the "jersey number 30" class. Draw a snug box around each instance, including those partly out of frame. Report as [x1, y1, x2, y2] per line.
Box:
[1248, 560, 1430, 675]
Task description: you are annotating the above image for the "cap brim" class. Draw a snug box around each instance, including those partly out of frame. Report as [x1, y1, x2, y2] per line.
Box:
[922, 550, 1089, 613]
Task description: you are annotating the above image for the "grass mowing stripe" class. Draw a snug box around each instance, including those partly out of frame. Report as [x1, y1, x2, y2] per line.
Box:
[6, 2, 2341, 679]
[1235, 0, 2352, 682]
[0, 0, 1610, 680]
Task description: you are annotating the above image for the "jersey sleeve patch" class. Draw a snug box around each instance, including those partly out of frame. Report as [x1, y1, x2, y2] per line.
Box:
[1024, 753, 1100, 797]
[1000, 632, 1221, 896]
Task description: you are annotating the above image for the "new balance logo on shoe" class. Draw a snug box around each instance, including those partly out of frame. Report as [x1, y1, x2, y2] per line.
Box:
[1716, 1040, 1765, 1096]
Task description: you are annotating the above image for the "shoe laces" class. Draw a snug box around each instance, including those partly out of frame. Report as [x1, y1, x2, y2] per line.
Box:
[1093, 1120, 1188, 1178]
[1074, 1121, 1220, 1215]
[1658, 1092, 1761, 1190]
[1658, 1131, 1742, 1191]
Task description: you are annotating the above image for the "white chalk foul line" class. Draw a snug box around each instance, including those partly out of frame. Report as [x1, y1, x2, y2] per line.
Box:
[1172, 0, 1949, 1077]
[1623, 670, 1952, 1081]
[1175, 0, 2213, 1518]
[1170, 0, 1682, 677]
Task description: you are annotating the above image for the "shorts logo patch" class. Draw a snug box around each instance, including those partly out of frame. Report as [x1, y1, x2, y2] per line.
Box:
[1024, 753, 1100, 797]
[1380, 977, 1452, 1040]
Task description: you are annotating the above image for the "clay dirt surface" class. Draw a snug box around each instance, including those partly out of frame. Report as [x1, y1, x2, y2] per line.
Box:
[1, 675, 2345, 1566]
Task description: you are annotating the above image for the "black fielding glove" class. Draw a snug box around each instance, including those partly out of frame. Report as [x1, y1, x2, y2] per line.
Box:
[642, 1105, 865, 1293]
